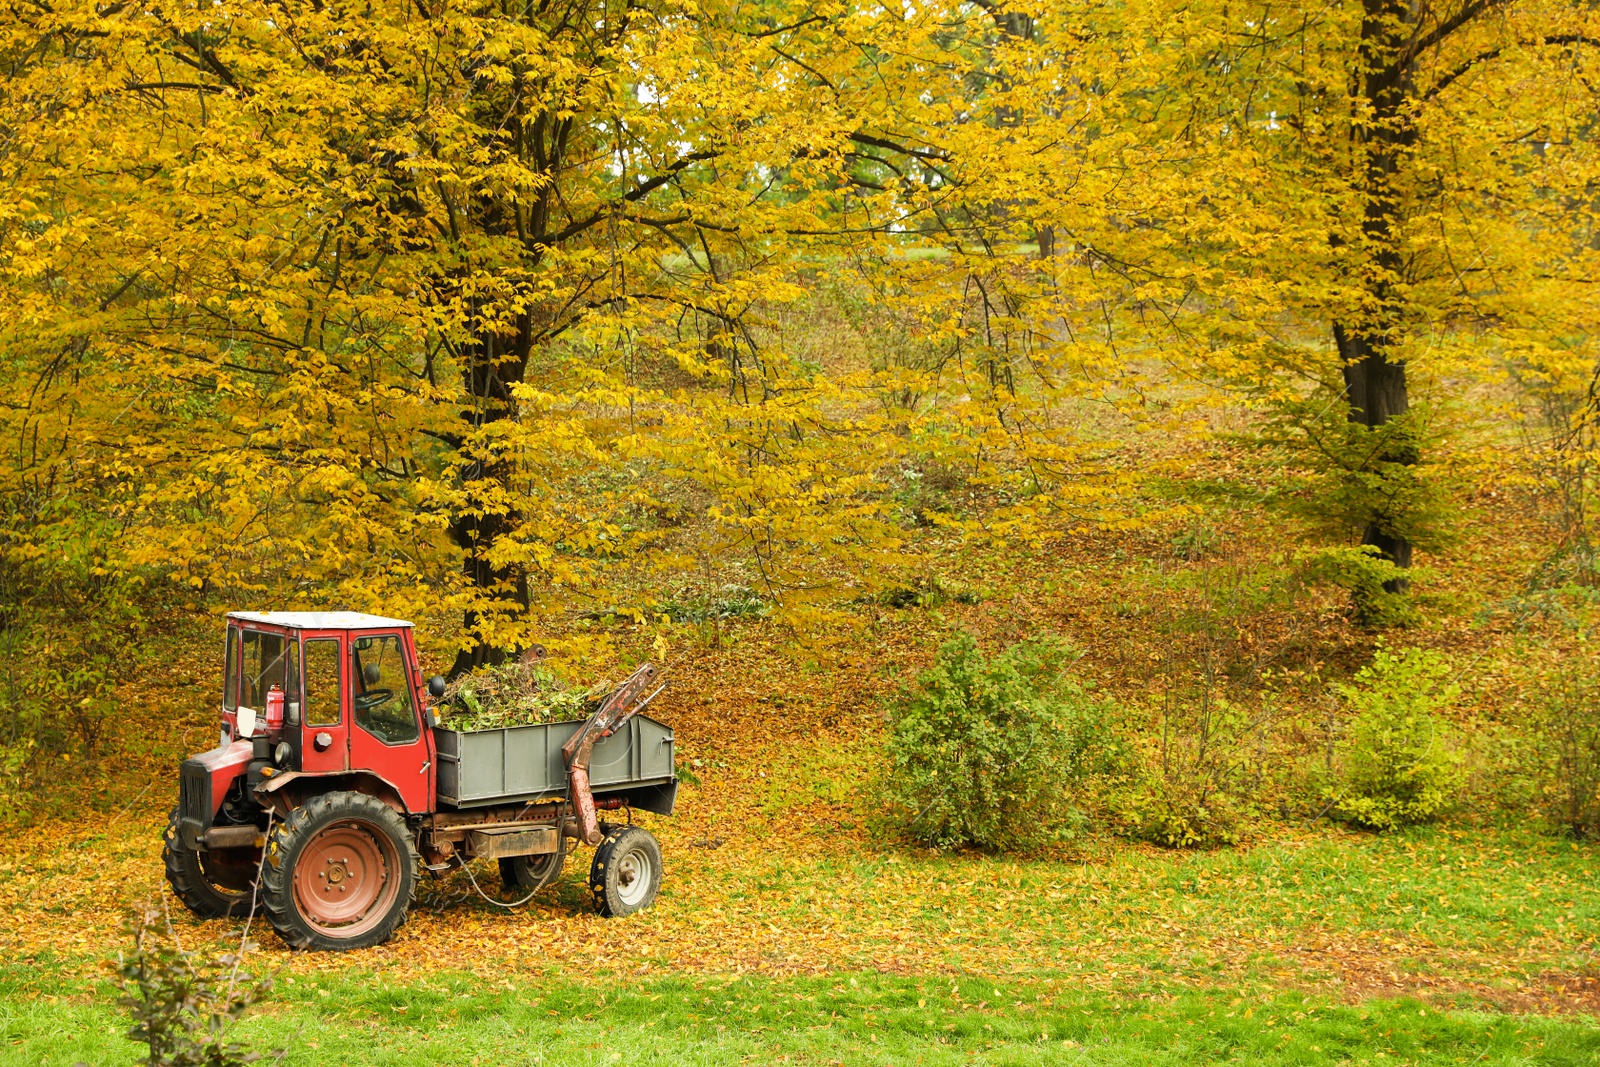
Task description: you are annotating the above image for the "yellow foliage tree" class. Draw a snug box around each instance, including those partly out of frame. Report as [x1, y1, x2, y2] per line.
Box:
[0, 0, 1141, 668]
[3, 0, 1596, 681]
[1074, 0, 1600, 601]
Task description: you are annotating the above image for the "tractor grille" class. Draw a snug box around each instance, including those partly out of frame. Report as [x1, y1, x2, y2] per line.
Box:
[178, 760, 212, 847]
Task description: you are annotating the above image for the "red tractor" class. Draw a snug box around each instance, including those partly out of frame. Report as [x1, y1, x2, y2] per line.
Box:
[165, 612, 676, 950]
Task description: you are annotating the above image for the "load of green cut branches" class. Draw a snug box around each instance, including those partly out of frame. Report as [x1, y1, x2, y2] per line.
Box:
[437, 653, 612, 732]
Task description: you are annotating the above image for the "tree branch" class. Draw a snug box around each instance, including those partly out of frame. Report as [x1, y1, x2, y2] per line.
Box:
[1400, 0, 1506, 70]
[737, 14, 827, 38]
[1421, 33, 1600, 102]
[537, 150, 719, 246]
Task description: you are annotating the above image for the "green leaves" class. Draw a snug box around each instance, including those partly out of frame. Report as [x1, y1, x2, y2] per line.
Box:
[117, 903, 275, 1067]
[1331, 646, 1464, 831]
[879, 632, 1113, 852]
[436, 658, 606, 732]
[1261, 400, 1457, 550]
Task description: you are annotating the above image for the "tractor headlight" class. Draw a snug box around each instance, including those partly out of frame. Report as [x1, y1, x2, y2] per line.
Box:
[274, 741, 293, 768]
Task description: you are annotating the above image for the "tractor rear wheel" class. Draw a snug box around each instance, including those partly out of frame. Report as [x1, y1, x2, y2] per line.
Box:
[499, 848, 564, 894]
[588, 825, 661, 918]
[260, 792, 417, 951]
[163, 807, 259, 919]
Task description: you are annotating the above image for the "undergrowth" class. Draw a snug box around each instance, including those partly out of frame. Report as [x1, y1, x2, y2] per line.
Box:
[1331, 646, 1464, 831]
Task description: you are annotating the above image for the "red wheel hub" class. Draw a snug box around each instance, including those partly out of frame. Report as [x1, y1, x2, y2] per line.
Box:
[293, 820, 399, 937]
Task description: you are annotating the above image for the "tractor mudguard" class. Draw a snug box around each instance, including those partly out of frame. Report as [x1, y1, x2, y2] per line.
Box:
[177, 740, 253, 848]
[253, 769, 412, 816]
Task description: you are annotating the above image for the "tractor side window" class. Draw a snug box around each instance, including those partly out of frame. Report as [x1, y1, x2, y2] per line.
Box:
[351, 634, 418, 745]
[303, 639, 342, 727]
[239, 630, 287, 709]
[222, 625, 239, 712]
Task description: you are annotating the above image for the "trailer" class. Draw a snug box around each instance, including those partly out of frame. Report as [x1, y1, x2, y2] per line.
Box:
[433, 714, 675, 809]
[165, 612, 676, 951]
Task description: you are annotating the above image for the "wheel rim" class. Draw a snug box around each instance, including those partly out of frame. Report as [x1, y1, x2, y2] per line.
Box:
[293, 820, 400, 937]
[526, 852, 560, 881]
[614, 844, 653, 907]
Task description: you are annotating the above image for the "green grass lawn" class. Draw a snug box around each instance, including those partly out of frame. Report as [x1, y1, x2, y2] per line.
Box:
[8, 969, 1600, 1067]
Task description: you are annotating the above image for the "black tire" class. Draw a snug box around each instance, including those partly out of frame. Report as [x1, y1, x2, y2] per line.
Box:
[260, 792, 418, 951]
[499, 848, 564, 893]
[163, 807, 259, 919]
[588, 825, 661, 918]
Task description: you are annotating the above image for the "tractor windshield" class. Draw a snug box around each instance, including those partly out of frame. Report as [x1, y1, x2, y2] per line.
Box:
[238, 629, 291, 710]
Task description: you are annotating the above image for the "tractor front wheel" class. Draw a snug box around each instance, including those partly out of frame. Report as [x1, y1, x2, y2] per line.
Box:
[588, 825, 661, 918]
[163, 807, 259, 919]
[260, 792, 418, 951]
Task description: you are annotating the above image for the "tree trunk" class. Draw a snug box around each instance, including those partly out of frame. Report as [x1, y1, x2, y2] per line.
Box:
[1334, 0, 1424, 595]
[448, 310, 534, 678]
[444, 72, 572, 677]
[1335, 323, 1414, 586]
[986, 6, 1055, 257]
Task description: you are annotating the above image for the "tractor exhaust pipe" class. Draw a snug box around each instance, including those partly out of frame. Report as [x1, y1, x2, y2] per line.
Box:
[201, 825, 266, 850]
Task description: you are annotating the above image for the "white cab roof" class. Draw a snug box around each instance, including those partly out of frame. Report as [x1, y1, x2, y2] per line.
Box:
[226, 611, 413, 629]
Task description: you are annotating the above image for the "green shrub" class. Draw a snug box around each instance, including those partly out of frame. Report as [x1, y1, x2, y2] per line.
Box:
[1116, 692, 1260, 849]
[880, 633, 1116, 851]
[1111, 560, 1287, 849]
[1255, 399, 1456, 625]
[1332, 646, 1464, 830]
[118, 902, 277, 1066]
[1119, 775, 1245, 849]
[1297, 545, 1419, 629]
[1527, 659, 1600, 838]
[0, 494, 148, 820]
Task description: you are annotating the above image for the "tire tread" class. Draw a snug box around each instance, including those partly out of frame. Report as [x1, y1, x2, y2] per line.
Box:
[163, 807, 253, 919]
[260, 792, 418, 951]
[588, 824, 661, 918]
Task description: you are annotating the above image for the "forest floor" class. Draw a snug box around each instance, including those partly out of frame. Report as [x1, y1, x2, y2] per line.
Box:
[5, 445, 1600, 1064]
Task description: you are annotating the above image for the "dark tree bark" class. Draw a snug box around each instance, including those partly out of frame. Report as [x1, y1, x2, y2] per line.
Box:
[1332, 0, 1430, 593]
[1336, 323, 1414, 582]
[447, 311, 535, 678]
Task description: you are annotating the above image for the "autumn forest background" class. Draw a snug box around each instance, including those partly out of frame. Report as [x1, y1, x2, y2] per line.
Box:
[5, 0, 1600, 1063]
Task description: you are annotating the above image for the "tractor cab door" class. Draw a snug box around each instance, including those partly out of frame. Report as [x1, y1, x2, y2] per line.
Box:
[298, 632, 349, 774]
[346, 630, 432, 812]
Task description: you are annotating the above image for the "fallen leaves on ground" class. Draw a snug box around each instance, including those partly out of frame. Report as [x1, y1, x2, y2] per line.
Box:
[3, 510, 1595, 1017]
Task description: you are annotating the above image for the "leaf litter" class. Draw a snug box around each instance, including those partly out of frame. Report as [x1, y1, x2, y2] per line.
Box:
[2, 516, 1599, 1016]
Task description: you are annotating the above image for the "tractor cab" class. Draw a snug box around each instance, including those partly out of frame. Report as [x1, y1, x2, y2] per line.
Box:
[224, 612, 442, 804]
[203, 612, 443, 822]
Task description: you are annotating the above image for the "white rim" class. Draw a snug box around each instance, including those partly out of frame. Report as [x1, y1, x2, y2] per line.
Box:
[614, 845, 653, 907]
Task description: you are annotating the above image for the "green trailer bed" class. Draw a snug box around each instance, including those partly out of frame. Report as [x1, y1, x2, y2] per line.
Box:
[432, 714, 676, 811]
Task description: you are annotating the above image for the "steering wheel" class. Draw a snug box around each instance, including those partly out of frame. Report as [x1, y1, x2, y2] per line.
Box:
[354, 688, 394, 713]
